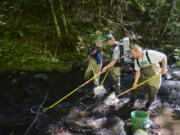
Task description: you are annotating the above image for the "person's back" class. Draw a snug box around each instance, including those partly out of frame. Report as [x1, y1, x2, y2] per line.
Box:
[84, 45, 102, 86]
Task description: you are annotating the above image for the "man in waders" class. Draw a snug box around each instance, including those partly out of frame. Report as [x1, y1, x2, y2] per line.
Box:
[102, 34, 122, 95]
[84, 44, 103, 86]
[129, 45, 168, 111]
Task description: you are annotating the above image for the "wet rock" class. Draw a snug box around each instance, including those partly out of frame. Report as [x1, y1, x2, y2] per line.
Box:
[47, 125, 73, 135]
[175, 98, 180, 107]
[92, 104, 110, 115]
[104, 117, 126, 135]
[65, 107, 107, 132]
[87, 117, 107, 129]
[160, 80, 180, 95]
[166, 90, 180, 107]
[66, 121, 88, 134]
[149, 122, 160, 130]
[66, 107, 89, 121]
[11, 79, 18, 85]
[153, 107, 180, 135]
[172, 71, 180, 80]
[158, 86, 170, 97]
[103, 92, 119, 106]
[164, 73, 173, 80]
[169, 90, 180, 99]
[163, 102, 171, 108]
[33, 74, 48, 82]
[173, 108, 180, 118]
[24, 84, 46, 95]
[95, 128, 112, 135]
[133, 129, 149, 135]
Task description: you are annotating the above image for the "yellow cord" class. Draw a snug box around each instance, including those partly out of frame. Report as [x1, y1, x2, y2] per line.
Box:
[43, 69, 160, 111]
[43, 72, 103, 112]
[116, 73, 161, 98]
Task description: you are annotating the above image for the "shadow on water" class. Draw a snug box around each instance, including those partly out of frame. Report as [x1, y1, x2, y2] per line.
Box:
[0, 70, 89, 135]
[0, 70, 136, 135]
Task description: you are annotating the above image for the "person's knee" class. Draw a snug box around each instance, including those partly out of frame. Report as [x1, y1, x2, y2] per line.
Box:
[84, 71, 91, 79]
[149, 86, 158, 93]
[84, 73, 88, 79]
[148, 96, 155, 103]
[148, 86, 158, 102]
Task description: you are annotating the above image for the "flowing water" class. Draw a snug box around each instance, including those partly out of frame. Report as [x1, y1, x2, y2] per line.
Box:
[0, 68, 178, 135]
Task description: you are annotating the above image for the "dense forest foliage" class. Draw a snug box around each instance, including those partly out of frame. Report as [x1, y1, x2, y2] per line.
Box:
[0, 0, 180, 72]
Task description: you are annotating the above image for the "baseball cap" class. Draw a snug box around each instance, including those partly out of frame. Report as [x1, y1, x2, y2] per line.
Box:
[104, 34, 114, 43]
[87, 45, 96, 55]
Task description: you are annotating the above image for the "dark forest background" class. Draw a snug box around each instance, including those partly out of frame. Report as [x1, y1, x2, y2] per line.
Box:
[0, 0, 180, 72]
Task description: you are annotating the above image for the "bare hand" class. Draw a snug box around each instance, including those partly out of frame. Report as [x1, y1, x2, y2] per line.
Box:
[102, 66, 108, 73]
[132, 83, 137, 89]
[161, 68, 168, 74]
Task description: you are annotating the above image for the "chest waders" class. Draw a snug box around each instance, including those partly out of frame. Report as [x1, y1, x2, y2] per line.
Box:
[84, 58, 102, 86]
[131, 51, 161, 110]
[110, 45, 121, 94]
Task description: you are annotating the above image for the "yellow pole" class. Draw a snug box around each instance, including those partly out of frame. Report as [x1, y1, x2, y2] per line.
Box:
[116, 73, 161, 98]
[93, 68, 110, 99]
[43, 72, 103, 112]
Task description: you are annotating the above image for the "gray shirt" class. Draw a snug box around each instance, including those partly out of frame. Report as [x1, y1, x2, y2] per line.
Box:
[112, 41, 120, 60]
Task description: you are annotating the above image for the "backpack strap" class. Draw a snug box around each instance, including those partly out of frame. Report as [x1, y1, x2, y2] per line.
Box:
[136, 51, 151, 68]
[146, 51, 151, 64]
[136, 58, 141, 68]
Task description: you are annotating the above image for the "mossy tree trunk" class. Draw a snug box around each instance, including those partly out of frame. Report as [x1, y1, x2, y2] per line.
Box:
[158, 0, 176, 47]
[161, 0, 176, 38]
[59, 0, 68, 37]
[49, 0, 61, 41]
[49, 0, 61, 57]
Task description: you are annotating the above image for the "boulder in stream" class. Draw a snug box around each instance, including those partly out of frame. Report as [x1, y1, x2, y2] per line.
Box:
[172, 71, 180, 80]
[104, 116, 126, 135]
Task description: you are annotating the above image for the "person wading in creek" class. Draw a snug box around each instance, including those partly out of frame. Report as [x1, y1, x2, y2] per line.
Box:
[128, 45, 168, 111]
[84, 44, 103, 86]
[102, 34, 123, 95]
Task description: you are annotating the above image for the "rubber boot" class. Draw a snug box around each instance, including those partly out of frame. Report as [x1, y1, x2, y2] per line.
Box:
[143, 101, 152, 111]
[115, 85, 121, 96]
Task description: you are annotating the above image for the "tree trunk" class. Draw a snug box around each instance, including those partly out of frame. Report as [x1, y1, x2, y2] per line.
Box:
[59, 0, 68, 37]
[161, 0, 176, 37]
[118, 5, 123, 22]
[110, 0, 114, 7]
[49, 0, 61, 41]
